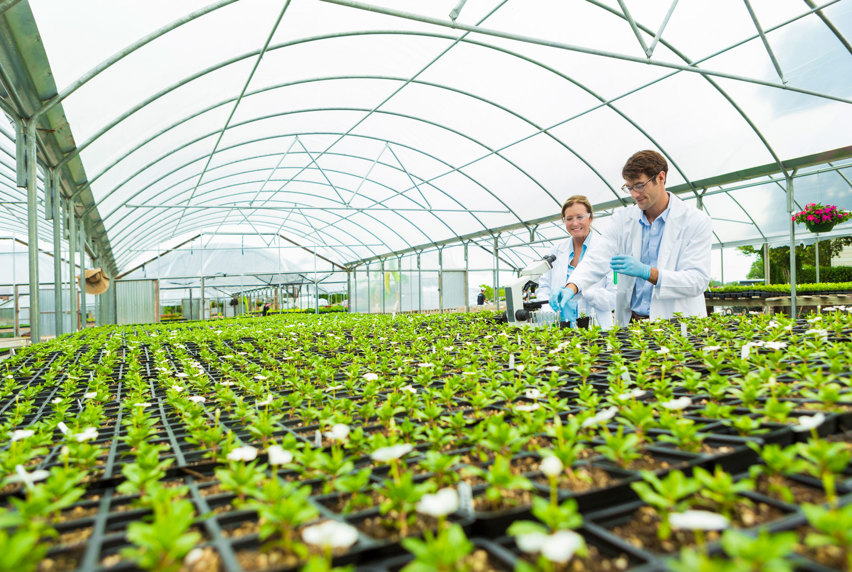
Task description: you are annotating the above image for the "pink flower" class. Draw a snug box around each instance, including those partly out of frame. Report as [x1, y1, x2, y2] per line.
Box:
[807, 215, 815, 221]
[823, 215, 831, 221]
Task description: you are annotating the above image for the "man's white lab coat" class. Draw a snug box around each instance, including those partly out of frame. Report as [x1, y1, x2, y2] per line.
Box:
[568, 193, 712, 326]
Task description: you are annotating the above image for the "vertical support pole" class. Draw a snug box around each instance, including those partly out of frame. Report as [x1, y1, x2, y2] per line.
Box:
[815, 235, 820, 283]
[464, 241, 470, 312]
[12, 237, 18, 337]
[78, 225, 87, 329]
[380, 258, 386, 314]
[720, 247, 725, 285]
[199, 235, 205, 319]
[787, 174, 797, 317]
[67, 200, 78, 331]
[51, 170, 62, 337]
[14, 284, 20, 337]
[314, 248, 319, 315]
[764, 242, 770, 285]
[347, 267, 352, 313]
[417, 252, 422, 313]
[366, 262, 372, 313]
[397, 256, 402, 312]
[438, 247, 444, 311]
[493, 236, 499, 312]
[24, 119, 40, 343]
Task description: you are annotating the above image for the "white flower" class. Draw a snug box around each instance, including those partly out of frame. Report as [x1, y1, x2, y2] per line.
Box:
[83, 391, 97, 399]
[324, 423, 350, 442]
[184, 548, 204, 565]
[73, 427, 99, 442]
[301, 520, 359, 549]
[171, 385, 185, 392]
[657, 346, 670, 355]
[544, 366, 560, 372]
[267, 445, 293, 465]
[56, 422, 69, 435]
[227, 445, 258, 462]
[541, 530, 585, 563]
[581, 406, 617, 428]
[792, 412, 826, 432]
[51, 397, 63, 404]
[416, 488, 459, 517]
[11, 429, 35, 442]
[176, 372, 188, 378]
[254, 375, 268, 380]
[805, 328, 828, 338]
[7, 464, 50, 489]
[134, 402, 151, 408]
[524, 389, 542, 400]
[618, 389, 645, 400]
[370, 443, 414, 462]
[660, 397, 692, 411]
[669, 510, 729, 531]
[189, 396, 206, 403]
[401, 384, 417, 394]
[540, 456, 564, 477]
[516, 403, 541, 412]
[741, 344, 752, 360]
[418, 362, 434, 368]
[256, 394, 274, 406]
[516, 531, 549, 554]
[703, 345, 722, 352]
[363, 373, 379, 381]
[764, 341, 787, 350]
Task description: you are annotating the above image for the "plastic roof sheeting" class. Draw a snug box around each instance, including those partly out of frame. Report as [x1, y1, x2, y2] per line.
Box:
[3, 0, 851, 275]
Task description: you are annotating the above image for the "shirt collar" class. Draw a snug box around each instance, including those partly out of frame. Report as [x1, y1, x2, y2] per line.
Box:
[568, 232, 593, 258]
[639, 192, 672, 226]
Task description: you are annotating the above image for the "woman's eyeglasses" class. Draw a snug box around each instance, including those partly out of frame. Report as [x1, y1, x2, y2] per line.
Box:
[563, 214, 589, 223]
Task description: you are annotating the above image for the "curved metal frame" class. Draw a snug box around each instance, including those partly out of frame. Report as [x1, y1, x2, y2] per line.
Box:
[5, 1, 848, 277]
[102, 130, 512, 266]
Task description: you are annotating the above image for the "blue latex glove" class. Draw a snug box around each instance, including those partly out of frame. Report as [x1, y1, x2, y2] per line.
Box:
[548, 290, 562, 313]
[610, 255, 651, 280]
[560, 297, 578, 324]
[548, 287, 574, 313]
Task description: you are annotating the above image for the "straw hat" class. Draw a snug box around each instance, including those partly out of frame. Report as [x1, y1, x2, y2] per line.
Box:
[83, 268, 110, 295]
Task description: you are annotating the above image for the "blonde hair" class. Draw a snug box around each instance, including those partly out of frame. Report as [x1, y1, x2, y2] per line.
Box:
[561, 195, 593, 219]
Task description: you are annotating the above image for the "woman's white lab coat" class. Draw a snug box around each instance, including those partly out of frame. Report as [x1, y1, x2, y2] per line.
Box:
[536, 232, 617, 330]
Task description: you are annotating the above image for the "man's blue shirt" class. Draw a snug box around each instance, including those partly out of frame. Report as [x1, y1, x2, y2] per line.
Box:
[631, 196, 671, 315]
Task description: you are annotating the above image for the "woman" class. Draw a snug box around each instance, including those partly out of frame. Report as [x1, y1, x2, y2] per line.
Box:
[536, 195, 616, 329]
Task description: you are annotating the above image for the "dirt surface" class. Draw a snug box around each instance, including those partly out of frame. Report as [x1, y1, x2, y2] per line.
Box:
[609, 500, 789, 554]
[518, 543, 633, 572]
[754, 474, 828, 505]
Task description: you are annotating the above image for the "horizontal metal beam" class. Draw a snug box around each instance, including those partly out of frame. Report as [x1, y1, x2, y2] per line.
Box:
[123, 203, 509, 214]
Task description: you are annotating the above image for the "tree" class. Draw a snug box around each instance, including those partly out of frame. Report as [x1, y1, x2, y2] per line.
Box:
[740, 237, 852, 283]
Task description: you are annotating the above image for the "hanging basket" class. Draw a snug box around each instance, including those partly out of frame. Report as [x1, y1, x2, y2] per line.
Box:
[804, 220, 836, 233]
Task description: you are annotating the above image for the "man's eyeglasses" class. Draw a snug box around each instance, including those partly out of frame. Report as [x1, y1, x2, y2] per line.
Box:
[563, 213, 590, 223]
[621, 174, 659, 194]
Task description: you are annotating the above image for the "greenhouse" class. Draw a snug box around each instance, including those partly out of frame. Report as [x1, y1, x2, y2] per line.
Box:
[1, 0, 852, 571]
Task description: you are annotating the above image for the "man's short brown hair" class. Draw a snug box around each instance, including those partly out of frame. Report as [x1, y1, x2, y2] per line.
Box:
[561, 195, 593, 219]
[622, 150, 668, 180]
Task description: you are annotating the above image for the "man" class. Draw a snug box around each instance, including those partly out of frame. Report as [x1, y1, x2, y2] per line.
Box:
[554, 150, 712, 325]
[477, 288, 487, 305]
